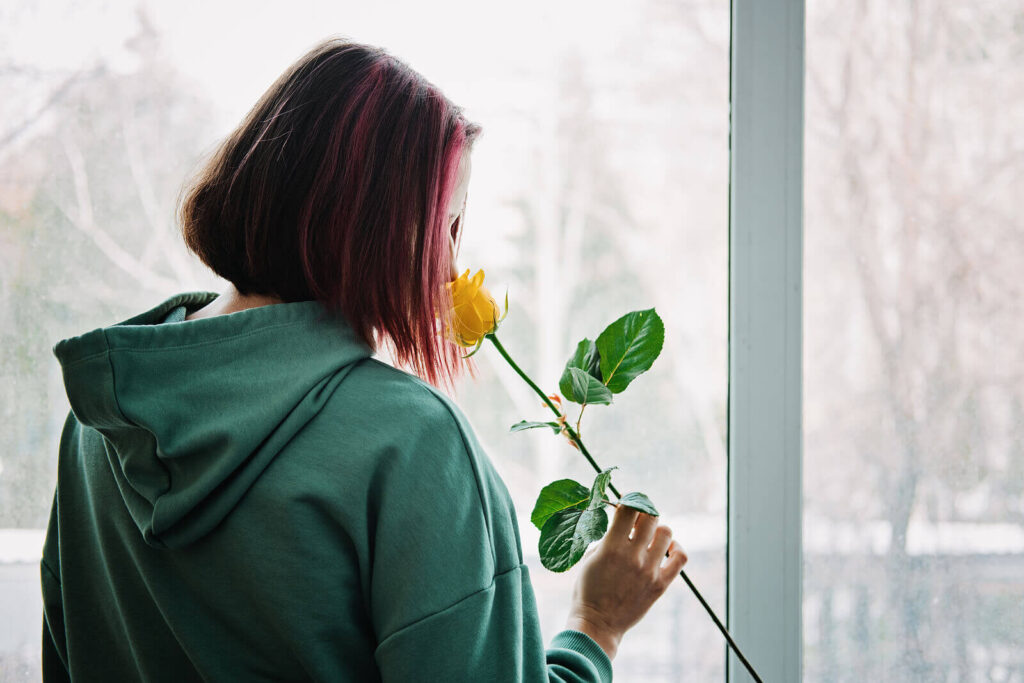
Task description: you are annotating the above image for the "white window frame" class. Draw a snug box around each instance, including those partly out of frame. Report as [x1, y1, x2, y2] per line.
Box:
[727, 0, 805, 681]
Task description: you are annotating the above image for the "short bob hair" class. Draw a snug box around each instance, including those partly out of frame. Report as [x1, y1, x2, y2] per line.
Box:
[178, 37, 482, 389]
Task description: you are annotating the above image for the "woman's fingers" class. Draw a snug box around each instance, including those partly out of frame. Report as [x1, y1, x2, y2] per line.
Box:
[608, 503, 640, 541]
[646, 525, 673, 565]
[658, 541, 688, 586]
[632, 512, 659, 548]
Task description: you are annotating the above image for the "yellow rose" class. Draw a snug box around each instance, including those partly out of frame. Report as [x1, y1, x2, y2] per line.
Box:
[446, 269, 505, 349]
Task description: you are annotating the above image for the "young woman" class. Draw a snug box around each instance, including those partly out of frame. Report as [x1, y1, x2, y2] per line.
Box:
[42, 37, 688, 682]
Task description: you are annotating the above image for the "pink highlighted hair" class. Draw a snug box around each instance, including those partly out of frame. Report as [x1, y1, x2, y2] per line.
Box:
[178, 38, 482, 390]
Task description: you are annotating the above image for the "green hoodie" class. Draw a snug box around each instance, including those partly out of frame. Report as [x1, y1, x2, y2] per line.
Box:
[41, 291, 613, 683]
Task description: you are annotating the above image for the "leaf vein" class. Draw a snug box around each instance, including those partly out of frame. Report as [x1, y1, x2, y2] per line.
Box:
[604, 324, 646, 386]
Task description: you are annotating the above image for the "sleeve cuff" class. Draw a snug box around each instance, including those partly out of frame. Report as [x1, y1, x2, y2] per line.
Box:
[550, 628, 614, 683]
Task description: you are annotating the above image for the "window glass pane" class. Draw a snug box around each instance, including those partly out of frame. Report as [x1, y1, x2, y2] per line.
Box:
[804, 2, 1024, 679]
[1, 1, 728, 679]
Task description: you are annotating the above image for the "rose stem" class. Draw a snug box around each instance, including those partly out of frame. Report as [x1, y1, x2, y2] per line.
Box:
[484, 332, 763, 683]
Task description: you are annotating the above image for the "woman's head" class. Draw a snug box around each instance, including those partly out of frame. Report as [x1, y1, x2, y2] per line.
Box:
[178, 37, 482, 389]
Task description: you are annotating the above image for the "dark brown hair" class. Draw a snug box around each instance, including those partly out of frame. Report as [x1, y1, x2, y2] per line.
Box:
[178, 37, 482, 388]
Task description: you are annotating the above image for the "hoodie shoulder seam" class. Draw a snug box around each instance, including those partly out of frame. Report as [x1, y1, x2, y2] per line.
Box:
[374, 562, 526, 648]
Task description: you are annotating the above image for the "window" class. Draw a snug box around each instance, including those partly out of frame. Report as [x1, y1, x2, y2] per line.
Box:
[15, 1, 1018, 680]
[804, 1, 1024, 678]
[0, 1, 729, 680]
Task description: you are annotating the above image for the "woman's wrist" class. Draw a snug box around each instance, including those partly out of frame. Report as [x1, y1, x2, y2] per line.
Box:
[564, 614, 621, 661]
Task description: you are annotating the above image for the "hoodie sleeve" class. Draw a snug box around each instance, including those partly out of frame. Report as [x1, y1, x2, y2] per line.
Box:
[367, 381, 612, 683]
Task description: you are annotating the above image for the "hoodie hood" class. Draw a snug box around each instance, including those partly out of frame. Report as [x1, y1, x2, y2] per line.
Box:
[53, 291, 374, 549]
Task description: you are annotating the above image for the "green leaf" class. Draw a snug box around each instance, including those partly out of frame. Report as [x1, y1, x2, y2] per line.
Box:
[565, 338, 603, 381]
[587, 467, 618, 510]
[617, 491, 659, 516]
[531, 478, 590, 530]
[559, 367, 613, 406]
[558, 339, 602, 399]
[537, 467, 618, 572]
[595, 309, 665, 394]
[510, 420, 562, 434]
[539, 505, 608, 572]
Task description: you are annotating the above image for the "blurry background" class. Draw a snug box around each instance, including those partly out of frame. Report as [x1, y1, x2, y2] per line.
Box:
[3, 0, 1023, 681]
[802, 2, 1024, 680]
[0, 1, 728, 680]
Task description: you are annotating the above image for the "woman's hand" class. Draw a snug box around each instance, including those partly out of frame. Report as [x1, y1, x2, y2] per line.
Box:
[564, 503, 688, 661]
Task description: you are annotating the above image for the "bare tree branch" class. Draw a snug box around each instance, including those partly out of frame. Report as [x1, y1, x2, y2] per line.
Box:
[60, 134, 182, 293]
